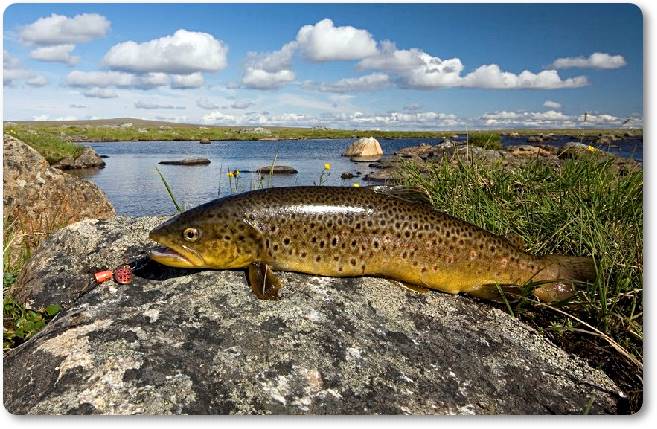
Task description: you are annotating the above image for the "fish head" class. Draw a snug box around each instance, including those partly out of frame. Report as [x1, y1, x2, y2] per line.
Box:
[148, 204, 259, 269]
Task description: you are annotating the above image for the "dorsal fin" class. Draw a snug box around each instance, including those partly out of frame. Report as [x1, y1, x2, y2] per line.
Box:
[369, 185, 433, 205]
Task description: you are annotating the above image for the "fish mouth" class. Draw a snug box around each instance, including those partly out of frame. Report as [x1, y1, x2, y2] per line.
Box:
[149, 236, 207, 268]
[149, 247, 199, 268]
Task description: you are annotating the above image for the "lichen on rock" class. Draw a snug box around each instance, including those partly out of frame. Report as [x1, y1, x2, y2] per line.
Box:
[3, 216, 624, 415]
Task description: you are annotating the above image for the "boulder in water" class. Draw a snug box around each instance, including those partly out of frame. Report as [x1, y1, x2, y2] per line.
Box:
[343, 137, 383, 158]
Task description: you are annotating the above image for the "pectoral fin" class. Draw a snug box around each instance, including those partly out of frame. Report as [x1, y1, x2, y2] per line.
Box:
[247, 262, 283, 300]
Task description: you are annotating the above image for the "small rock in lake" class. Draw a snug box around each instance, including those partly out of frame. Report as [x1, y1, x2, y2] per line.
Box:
[199, 138, 211, 144]
[53, 147, 106, 170]
[340, 172, 356, 179]
[255, 165, 298, 175]
[158, 157, 211, 166]
[363, 169, 396, 183]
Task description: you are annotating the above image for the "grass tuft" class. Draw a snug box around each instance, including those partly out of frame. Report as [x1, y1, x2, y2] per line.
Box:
[466, 132, 503, 150]
[396, 154, 643, 366]
[5, 127, 84, 164]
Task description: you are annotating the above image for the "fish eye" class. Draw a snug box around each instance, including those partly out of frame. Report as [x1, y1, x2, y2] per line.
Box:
[183, 227, 200, 241]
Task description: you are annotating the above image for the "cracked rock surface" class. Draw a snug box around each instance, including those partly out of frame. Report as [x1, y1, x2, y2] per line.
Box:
[4, 217, 623, 415]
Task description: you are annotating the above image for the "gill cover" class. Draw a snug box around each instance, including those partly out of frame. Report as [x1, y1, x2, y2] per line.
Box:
[148, 207, 264, 269]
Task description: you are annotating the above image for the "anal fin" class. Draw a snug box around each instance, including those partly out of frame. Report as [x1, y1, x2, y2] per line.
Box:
[247, 262, 283, 300]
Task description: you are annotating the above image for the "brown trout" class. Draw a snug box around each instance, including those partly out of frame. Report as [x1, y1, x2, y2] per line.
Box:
[149, 186, 595, 301]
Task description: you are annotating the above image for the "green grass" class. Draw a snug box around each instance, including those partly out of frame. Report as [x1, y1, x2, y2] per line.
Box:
[4, 122, 448, 144]
[5, 127, 84, 164]
[396, 154, 643, 364]
[6, 121, 642, 144]
[155, 167, 183, 213]
[3, 220, 62, 350]
[466, 132, 503, 150]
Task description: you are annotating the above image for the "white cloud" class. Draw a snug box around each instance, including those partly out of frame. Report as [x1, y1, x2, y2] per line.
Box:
[196, 97, 221, 110]
[359, 41, 446, 72]
[359, 42, 587, 89]
[82, 88, 118, 99]
[328, 111, 460, 128]
[67, 70, 140, 88]
[296, 18, 378, 61]
[480, 109, 626, 128]
[403, 103, 422, 112]
[26, 75, 48, 87]
[309, 73, 390, 93]
[31, 114, 78, 121]
[201, 111, 238, 123]
[20, 13, 110, 45]
[543, 100, 562, 109]
[231, 100, 255, 109]
[103, 29, 228, 74]
[66, 70, 202, 90]
[201, 108, 460, 129]
[461, 65, 588, 89]
[70, 104, 87, 108]
[170, 72, 204, 89]
[3, 50, 48, 87]
[138, 72, 170, 88]
[577, 113, 622, 123]
[154, 115, 188, 123]
[29, 44, 79, 65]
[247, 42, 297, 73]
[552, 52, 626, 69]
[202, 110, 318, 126]
[135, 101, 185, 110]
[242, 68, 295, 89]
[241, 42, 297, 89]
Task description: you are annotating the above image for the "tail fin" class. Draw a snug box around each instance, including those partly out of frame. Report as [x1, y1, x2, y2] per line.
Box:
[532, 255, 596, 303]
[544, 255, 597, 282]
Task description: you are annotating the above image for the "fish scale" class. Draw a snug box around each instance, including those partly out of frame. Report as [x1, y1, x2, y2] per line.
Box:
[149, 186, 595, 302]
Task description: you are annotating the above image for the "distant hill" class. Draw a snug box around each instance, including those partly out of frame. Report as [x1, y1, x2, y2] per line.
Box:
[4, 118, 293, 130]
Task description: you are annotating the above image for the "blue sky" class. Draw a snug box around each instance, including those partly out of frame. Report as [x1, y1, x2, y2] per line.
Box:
[3, 3, 643, 129]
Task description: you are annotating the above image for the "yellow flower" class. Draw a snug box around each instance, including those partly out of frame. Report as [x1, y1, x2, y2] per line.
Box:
[587, 145, 596, 152]
[352, 183, 360, 187]
[324, 163, 331, 171]
[227, 171, 234, 177]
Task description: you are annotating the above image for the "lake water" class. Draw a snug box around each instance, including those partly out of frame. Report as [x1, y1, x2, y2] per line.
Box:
[74, 135, 642, 216]
[74, 138, 429, 216]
